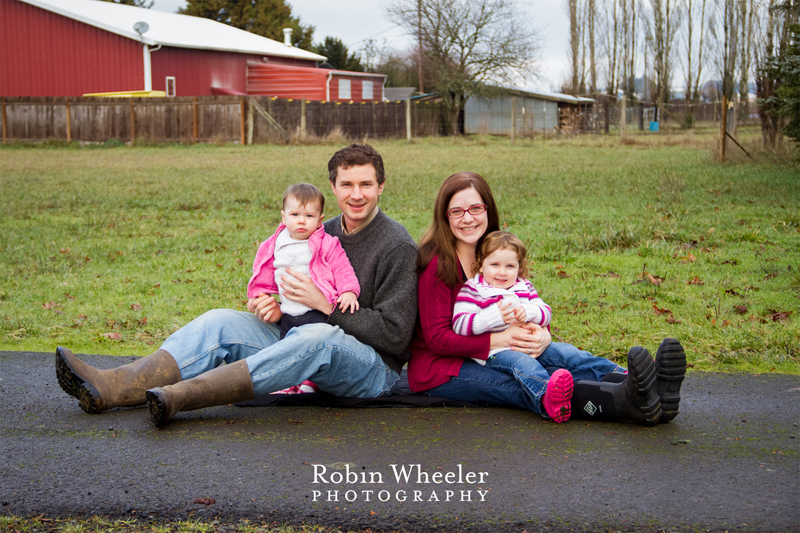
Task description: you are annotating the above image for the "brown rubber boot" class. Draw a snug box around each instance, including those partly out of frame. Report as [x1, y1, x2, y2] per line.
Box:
[55, 346, 181, 414]
[146, 360, 255, 427]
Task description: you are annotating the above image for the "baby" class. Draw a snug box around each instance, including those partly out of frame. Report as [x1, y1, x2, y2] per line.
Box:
[453, 231, 573, 422]
[247, 183, 360, 393]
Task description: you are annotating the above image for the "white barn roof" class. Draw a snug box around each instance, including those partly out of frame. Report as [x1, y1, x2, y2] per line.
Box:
[20, 0, 326, 62]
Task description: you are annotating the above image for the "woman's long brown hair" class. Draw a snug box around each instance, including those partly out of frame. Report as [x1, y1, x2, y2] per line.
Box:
[417, 172, 500, 287]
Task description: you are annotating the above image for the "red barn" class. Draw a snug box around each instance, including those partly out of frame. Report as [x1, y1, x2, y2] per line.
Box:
[0, 0, 385, 100]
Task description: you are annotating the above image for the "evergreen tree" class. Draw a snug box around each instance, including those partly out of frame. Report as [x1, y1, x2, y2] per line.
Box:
[311, 37, 364, 72]
[99, 0, 154, 7]
[757, 1, 799, 146]
[767, 23, 800, 142]
[179, 0, 314, 49]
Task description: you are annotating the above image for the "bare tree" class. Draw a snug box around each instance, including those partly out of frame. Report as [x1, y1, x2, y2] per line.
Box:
[600, 0, 621, 97]
[645, 0, 682, 116]
[737, 0, 759, 119]
[619, 0, 639, 99]
[681, 0, 709, 105]
[711, 0, 740, 102]
[386, 0, 539, 133]
[588, 0, 598, 95]
[568, 0, 582, 95]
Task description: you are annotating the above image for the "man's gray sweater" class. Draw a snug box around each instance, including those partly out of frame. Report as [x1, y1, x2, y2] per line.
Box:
[324, 209, 418, 374]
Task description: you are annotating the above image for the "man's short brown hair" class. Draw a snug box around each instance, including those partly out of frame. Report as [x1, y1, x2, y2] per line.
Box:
[327, 144, 385, 185]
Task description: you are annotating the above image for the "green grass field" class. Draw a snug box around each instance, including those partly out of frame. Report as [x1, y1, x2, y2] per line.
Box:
[1, 133, 798, 373]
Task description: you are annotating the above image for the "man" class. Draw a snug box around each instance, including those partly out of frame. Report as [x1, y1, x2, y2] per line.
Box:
[56, 144, 419, 426]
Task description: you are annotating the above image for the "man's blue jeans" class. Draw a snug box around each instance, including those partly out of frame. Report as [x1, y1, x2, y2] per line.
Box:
[423, 342, 625, 414]
[161, 309, 399, 398]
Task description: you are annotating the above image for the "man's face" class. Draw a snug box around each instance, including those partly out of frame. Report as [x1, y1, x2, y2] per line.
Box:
[281, 196, 324, 240]
[330, 164, 384, 232]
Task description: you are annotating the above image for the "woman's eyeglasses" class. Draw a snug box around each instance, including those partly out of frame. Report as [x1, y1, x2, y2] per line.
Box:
[446, 205, 487, 219]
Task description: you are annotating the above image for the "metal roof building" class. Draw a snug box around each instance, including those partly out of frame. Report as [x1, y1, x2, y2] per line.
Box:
[464, 87, 595, 136]
[0, 0, 335, 97]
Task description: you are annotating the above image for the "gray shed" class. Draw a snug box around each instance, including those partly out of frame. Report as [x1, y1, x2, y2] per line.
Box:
[464, 88, 594, 136]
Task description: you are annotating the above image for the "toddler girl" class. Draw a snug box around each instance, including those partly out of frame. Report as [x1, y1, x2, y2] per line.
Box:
[453, 231, 624, 423]
[248, 183, 360, 393]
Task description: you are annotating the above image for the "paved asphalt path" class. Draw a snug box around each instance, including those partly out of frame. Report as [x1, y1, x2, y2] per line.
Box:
[1, 351, 799, 532]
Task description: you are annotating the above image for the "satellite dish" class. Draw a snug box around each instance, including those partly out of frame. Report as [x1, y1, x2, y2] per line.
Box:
[133, 21, 149, 35]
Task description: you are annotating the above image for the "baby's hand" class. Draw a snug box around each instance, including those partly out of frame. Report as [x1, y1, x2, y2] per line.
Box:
[499, 300, 517, 325]
[337, 292, 360, 314]
[514, 306, 527, 323]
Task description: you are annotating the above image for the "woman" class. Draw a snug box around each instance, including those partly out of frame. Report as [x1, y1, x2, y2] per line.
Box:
[407, 172, 686, 424]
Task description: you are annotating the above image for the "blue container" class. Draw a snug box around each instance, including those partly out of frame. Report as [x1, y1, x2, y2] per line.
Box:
[649, 121, 660, 132]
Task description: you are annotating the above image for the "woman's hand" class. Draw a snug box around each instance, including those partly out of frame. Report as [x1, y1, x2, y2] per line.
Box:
[248, 293, 283, 324]
[511, 323, 552, 357]
[490, 322, 551, 356]
[280, 268, 332, 315]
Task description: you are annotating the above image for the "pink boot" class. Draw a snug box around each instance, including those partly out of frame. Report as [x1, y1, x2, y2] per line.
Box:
[542, 369, 574, 423]
[271, 380, 320, 395]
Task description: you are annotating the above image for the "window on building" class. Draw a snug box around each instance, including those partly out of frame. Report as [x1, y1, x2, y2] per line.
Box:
[166, 77, 176, 97]
[362, 80, 373, 101]
[338, 79, 351, 100]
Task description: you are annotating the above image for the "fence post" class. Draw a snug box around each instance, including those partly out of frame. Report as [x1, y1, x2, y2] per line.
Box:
[510, 96, 516, 142]
[405, 98, 411, 140]
[720, 95, 728, 163]
[543, 104, 546, 142]
[130, 99, 136, 145]
[300, 98, 307, 137]
[247, 97, 254, 145]
[65, 100, 71, 142]
[639, 103, 644, 131]
[620, 97, 626, 140]
[240, 97, 246, 145]
[192, 98, 198, 143]
[1, 99, 7, 144]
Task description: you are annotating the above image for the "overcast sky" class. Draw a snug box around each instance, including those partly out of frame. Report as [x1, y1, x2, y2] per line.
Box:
[150, 0, 569, 92]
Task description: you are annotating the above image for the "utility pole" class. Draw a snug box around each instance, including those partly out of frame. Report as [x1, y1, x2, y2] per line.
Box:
[418, 0, 424, 94]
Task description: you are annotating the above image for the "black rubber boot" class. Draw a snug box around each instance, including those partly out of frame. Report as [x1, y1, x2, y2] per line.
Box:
[625, 346, 662, 425]
[570, 379, 630, 421]
[655, 338, 686, 422]
[570, 347, 661, 425]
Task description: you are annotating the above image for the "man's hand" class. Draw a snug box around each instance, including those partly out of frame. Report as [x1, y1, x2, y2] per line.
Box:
[248, 293, 283, 324]
[336, 291, 359, 314]
[280, 268, 332, 315]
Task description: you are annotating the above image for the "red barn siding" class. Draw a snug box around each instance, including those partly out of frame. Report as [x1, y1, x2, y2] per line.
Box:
[0, 0, 143, 96]
[151, 48, 317, 96]
[247, 63, 328, 100]
[247, 63, 385, 102]
[328, 75, 383, 103]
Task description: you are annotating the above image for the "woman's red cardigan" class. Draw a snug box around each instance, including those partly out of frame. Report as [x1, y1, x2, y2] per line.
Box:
[407, 255, 492, 392]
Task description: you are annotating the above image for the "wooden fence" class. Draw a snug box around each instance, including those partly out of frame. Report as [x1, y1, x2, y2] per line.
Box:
[0, 95, 447, 145]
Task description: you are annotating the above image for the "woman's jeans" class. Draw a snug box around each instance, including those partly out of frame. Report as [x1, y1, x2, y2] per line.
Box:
[161, 309, 399, 398]
[423, 342, 625, 414]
